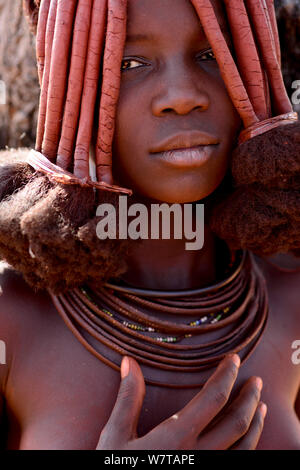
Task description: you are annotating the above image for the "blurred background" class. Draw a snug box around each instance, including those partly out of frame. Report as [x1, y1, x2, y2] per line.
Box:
[0, 0, 299, 150]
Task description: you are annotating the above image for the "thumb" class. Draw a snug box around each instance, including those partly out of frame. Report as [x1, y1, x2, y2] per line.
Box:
[105, 356, 146, 442]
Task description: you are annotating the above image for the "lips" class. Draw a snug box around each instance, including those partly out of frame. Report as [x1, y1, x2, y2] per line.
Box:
[150, 131, 220, 168]
[150, 130, 220, 154]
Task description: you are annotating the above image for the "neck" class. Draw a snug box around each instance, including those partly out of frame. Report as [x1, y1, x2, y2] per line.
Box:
[117, 197, 223, 291]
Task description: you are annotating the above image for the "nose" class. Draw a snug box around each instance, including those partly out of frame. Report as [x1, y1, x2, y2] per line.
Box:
[151, 61, 210, 117]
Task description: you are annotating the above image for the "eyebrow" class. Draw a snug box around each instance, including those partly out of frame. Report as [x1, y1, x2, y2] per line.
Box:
[125, 24, 228, 46]
[126, 33, 156, 43]
[126, 25, 208, 45]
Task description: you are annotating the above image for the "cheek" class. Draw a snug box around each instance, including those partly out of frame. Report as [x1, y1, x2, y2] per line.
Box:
[112, 95, 150, 189]
[113, 85, 153, 173]
[212, 79, 242, 140]
[114, 90, 144, 152]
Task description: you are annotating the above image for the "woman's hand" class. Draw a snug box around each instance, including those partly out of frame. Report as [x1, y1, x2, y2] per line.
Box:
[96, 354, 267, 450]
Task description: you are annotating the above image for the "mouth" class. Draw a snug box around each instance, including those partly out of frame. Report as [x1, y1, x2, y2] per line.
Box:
[150, 131, 220, 168]
[152, 145, 219, 168]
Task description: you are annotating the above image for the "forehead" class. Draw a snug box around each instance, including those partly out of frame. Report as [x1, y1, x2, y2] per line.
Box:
[126, 0, 228, 44]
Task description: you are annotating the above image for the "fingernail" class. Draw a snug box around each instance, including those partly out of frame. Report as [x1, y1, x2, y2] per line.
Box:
[228, 354, 240, 368]
[259, 402, 267, 418]
[121, 356, 130, 379]
[255, 377, 263, 391]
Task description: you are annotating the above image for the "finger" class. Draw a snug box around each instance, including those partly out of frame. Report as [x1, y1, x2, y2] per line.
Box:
[102, 356, 146, 442]
[231, 402, 267, 450]
[197, 376, 263, 449]
[153, 354, 241, 444]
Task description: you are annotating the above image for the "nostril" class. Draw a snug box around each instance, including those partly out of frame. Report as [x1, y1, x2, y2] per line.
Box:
[162, 105, 204, 115]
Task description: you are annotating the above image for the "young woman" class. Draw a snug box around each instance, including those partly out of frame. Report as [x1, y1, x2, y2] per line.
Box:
[0, 0, 299, 450]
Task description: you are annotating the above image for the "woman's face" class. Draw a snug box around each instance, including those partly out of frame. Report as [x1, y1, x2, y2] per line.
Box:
[112, 0, 241, 203]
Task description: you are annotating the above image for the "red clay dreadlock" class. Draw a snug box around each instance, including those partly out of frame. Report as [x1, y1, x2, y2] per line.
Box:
[0, 0, 299, 294]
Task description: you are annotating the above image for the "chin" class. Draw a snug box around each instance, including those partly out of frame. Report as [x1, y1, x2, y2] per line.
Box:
[145, 176, 227, 204]
[132, 184, 219, 204]
[113, 163, 228, 204]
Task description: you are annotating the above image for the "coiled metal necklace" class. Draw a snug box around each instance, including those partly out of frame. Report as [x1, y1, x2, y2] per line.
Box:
[49, 250, 269, 388]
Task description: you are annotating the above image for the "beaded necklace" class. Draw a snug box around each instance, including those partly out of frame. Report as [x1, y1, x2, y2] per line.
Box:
[50, 250, 269, 388]
[80, 287, 231, 344]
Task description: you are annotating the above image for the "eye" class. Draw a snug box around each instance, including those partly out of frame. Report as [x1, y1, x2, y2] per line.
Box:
[197, 49, 216, 61]
[121, 58, 148, 71]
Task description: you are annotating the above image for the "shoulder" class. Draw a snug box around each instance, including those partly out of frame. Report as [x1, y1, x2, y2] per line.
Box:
[0, 259, 37, 313]
[254, 253, 300, 334]
[0, 262, 35, 353]
[0, 262, 24, 392]
[0, 260, 56, 335]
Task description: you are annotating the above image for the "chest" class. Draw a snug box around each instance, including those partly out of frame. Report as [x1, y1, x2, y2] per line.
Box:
[4, 264, 300, 450]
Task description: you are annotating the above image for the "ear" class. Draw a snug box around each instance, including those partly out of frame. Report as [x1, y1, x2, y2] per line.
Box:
[22, 0, 40, 35]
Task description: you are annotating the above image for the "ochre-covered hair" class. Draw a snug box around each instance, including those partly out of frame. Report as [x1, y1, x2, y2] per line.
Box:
[0, 0, 299, 293]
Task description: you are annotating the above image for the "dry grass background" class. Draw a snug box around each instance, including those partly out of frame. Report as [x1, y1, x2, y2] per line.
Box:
[0, 1, 39, 149]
